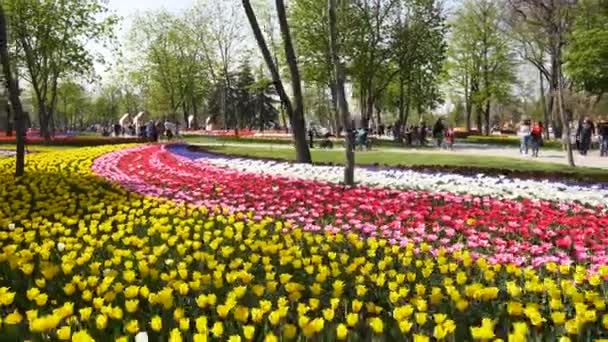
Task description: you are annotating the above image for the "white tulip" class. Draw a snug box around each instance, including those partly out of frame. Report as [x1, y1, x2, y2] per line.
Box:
[135, 332, 149, 342]
[196, 155, 608, 206]
[7, 223, 15, 230]
[57, 242, 65, 252]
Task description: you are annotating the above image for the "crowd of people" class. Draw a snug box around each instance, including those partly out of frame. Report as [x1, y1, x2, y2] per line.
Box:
[386, 119, 454, 150]
[517, 117, 608, 157]
[575, 117, 608, 157]
[97, 119, 179, 142]
[517, 119, 544, 157]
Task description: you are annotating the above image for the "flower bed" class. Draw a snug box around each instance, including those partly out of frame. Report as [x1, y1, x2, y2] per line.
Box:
[1, 145, 608, 341]
[174, 145, 608, 205]
[0, 135, 143, 146]
[94, 144, 608, 268]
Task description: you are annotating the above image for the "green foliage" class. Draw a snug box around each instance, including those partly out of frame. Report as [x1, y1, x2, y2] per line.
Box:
[206, 62, 279, 130]
[445, 0, 517, 132]
[566, 0, 608, 97]
[389, 0, 447, 119]
[4, 0, 117, 136]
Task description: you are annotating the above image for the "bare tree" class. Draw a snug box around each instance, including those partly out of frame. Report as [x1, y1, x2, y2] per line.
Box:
[508, 0, 576, 166]
[329, 0, 354, 185]
[0, 3, 25, 176]
[242, 0, 312, 163]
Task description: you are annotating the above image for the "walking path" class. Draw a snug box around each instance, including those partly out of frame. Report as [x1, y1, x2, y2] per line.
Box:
[190, 141, 608, 169]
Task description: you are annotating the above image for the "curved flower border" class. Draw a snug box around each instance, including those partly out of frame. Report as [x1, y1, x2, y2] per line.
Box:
[93, 144, 608, 268]
[167, 145, 608, 206]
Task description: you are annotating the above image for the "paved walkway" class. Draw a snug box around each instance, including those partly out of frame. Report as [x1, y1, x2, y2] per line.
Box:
[388, 145, 608, 169]
[189, 142, 608, 169]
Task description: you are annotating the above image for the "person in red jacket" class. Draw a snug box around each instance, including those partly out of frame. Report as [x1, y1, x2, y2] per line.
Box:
[530, 121, 544, 157]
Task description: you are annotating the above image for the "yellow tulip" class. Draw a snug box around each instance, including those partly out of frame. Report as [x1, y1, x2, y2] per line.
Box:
[95, 314, 108, 330]
[336, 323, 348, 340]
[150, 315, 162, 332]
[169, 328, 183, 342]
[369, 317, 383, 334]
[284, 324, 297, 339]
[71, 330, 95, 342]
[193, 334, 207, 342]
[264, 333, 278, 342]
[211, 322, 223, 337]
[125, 320, 139, 335]
[57, 326, 72, 341]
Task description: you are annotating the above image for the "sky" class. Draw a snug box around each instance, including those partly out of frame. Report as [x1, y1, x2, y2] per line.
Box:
[97, 0, 533, 115]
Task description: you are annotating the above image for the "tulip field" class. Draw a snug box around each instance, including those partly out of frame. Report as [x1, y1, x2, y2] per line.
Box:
[1, 144, 608, 341]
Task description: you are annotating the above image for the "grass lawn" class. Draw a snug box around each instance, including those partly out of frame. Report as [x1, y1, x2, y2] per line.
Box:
[184, 133, 570, 150]
[182, 134, 436, 149]
[200, 144, 608, 182]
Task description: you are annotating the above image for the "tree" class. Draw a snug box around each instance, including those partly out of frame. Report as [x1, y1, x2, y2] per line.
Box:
[4, 0, 116, 140]
[329, 0, 355, 185]
[191, 1, 245, 131]
[447, 0, 516, 135]
[350, 0, 400, 128]
[504, 6, 553, 138]
[56, 81, 86, 130]
[508, 0, 577, 166]
[391, 0, 447, 140]
[566, 0, 608, 98]
[242, 0, 312, 163]
[291, 0, 358, 134]
[0, 2, 25, 176]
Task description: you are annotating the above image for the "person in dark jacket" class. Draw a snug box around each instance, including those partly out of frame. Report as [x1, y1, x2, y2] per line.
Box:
[432, 119, 446, 147]
[577, 117, 595, 155]
[308, 128, 314, 148]
[599, 120, 608, 156]
[419, 122, 427, 146]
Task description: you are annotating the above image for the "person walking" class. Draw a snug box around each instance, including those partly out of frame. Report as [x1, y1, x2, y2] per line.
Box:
[530, 121, 543, 157]
[419, 122, 427, 146]
[432, 119, 446, 148]
[518, 119, 531, 155]
[444, 126, 455, 150]
[405, 125, 413, 146]
[577, 117, 595, 156]
[598, 119, 608, 156]
[308, 128, 314, 148]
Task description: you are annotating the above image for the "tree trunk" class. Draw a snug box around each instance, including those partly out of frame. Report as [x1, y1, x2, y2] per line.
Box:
[192, 98, 199, 130]
[4, 100, 12, 136]
[465, 102, 472, 132]
[328, 0, 354, 186]
[405, 82, 411, 126]
[375, 104, 382, 130]
[476, 106, 483, 134]
[275, 0, 311, 163]
[329, 80, 340, 136]
[37, 102, 51, 140]
[364, 88, 374, 129]
[182, 101, 189, 130]
[221, 83, 227, 130]
[242, 0, 311, 162]
[539, 68, 549, 139]
[281, 103, 288, 133]
[484, 100, 491, 136]
[549, 54, 561, 139]
[0, 4, 26, 176]
[396, 74, 406, 142]
[556, 57, 574, 167]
